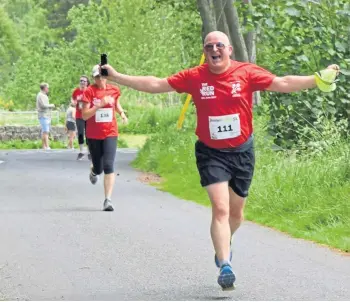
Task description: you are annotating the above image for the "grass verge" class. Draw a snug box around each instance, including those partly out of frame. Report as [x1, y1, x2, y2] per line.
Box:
[119, 134, 148, 149]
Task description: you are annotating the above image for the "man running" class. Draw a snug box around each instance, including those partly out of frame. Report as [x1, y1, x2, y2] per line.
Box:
[101, 31, 339, 290]
[82, 65, 128, 212]
[72, 75, 91, 160]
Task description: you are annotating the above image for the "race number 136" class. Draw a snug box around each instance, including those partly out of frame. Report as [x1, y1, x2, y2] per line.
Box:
[96, 108, 113, 123]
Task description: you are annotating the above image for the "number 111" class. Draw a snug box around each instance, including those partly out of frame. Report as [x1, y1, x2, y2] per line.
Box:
[217, 125, 233, 133]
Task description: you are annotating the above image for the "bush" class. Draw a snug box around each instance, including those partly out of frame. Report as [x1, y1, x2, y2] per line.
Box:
[253, 0, 350, 148]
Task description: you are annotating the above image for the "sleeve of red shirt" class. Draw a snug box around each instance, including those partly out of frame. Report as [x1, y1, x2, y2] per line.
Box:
[248, 64, 276, 92]
[167, 69, 193, 94]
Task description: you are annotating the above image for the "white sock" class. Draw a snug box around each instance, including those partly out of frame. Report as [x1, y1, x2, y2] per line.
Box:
[79, 144, 84, 152]
[219, 260, 231, 267]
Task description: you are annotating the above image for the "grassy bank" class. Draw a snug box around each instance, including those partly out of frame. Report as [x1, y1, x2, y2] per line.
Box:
[133, 114, 350, 252]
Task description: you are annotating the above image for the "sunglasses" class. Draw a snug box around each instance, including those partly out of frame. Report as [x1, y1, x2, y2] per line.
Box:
[80, 79, 87, 83]
[204, 42, 227, 51]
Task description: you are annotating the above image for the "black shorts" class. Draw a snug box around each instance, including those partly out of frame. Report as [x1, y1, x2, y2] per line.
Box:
[66, 121, 76, 131]
[195, 138, 255, 198]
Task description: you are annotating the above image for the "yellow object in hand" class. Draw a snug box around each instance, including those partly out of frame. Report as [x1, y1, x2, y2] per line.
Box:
[315, 69, 338, 93]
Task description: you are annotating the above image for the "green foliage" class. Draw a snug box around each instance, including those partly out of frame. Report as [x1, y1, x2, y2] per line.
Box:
[251, 0, 350, 149]
[0, 139, 75, 149]
[0, 0, 201, 110]
[0, 97, 15, 111]
[133, 113, 350, 252]
[118, 103, 183, 134]
[0, 6, 23, 83]
[44, 0, 91, 41]
[1, 0, 349, 151]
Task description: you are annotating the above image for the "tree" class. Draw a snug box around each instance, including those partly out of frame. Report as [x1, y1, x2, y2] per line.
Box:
[44, 0, 91, 41]
[0, 7, 22, 84]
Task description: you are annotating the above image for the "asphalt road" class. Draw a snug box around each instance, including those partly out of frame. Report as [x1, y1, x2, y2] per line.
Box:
[0, 149, 349, 301]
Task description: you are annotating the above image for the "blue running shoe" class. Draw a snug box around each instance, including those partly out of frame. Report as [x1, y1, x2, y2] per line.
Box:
[217, 263, 236, 291]
[215, 249, 233, 268]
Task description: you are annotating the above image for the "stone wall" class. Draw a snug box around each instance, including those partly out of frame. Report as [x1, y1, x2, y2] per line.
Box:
[0, 126, 67, 141]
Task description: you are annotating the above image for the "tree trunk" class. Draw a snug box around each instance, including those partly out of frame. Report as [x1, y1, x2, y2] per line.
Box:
[242, 0, 261, 104]
[242, 0, 256, 63]
[197, 0, 217, 42]
[223, 0, 249, 62]
[214, 0, 232, 49]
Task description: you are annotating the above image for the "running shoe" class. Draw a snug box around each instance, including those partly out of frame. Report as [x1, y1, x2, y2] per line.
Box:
[217, 263, 236, 291]
[89, 167, 98, 185]
[103, 199, 114, 212]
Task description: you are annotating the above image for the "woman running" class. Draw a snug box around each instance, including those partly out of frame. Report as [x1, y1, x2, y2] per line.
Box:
[72, 75, 91, 160]
[81, 65, 128, 211]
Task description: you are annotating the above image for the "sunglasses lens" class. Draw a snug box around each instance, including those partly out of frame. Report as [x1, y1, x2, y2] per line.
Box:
[204, 43, 225, 51]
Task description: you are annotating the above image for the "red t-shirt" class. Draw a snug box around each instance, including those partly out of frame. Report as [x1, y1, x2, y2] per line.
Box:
[72, 88, 85, 119]
[82, 84, 121, 140]
[167, 60, 276, 149]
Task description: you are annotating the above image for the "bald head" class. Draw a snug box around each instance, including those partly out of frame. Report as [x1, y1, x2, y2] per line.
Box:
[204, 31, 230, 45]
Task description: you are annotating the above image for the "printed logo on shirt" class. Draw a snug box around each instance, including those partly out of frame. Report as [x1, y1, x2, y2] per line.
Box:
[231, 81, 242, 97]
[93, 98, 102, 107]
[104, 95, 115, 106]
[200, 83, 216, 99]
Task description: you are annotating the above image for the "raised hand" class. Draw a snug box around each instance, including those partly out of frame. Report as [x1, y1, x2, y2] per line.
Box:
[101, 64, 117, 81]
[326, 64, 340, 76]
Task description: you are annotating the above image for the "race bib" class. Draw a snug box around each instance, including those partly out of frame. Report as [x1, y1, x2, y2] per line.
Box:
[209, 114, 241, 140]
[95, 108, 113, 123]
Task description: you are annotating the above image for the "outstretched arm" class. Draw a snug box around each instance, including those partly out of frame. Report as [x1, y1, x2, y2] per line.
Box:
[101, 64, 175, 94]
[267, 64, 339, 93]
[267, 75, 316, 93]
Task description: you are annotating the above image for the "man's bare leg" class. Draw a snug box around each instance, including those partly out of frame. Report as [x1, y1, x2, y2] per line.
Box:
[228, 188, 246, 237]
[206, 181, 231, 264]
[42, 132, 49, 149]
